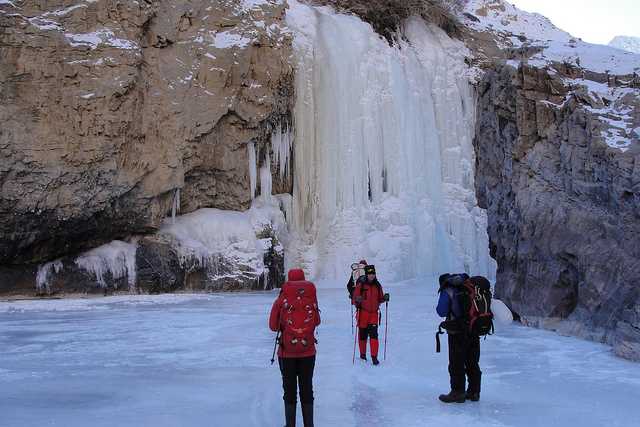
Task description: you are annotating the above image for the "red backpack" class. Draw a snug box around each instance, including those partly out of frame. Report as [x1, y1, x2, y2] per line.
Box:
[458, 276, 494, 336]
[279, 282, 319, 355]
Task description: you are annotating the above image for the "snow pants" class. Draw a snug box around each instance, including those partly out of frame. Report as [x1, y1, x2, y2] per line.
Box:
[279, 355, 316, 404]
[448, 333, 481, 393]
[357, 310, 380, 357]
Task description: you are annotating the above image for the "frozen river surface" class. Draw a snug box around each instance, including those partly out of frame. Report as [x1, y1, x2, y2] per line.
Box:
[1, 280, 639, 427]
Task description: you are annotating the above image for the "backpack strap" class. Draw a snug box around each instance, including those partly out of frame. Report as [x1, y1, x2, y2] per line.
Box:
[435, 322, 446, 353]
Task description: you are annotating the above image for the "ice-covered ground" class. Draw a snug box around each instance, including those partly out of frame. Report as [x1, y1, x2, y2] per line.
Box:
[1, 280, 639, 427]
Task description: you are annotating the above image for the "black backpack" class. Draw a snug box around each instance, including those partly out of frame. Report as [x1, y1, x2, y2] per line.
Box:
[436, 274, 494, 352]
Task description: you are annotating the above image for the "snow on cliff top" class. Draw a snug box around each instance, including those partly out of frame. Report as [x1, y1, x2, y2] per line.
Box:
[462, 0, 640, 75]
[609, 35, 640, 54]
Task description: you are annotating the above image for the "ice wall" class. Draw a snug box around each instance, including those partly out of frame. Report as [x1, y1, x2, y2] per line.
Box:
[285, 1, 496, 281]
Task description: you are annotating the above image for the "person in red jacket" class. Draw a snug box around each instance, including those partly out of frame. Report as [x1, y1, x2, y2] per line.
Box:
[269, 269, 321, 427]
[352, 265, 389, 365]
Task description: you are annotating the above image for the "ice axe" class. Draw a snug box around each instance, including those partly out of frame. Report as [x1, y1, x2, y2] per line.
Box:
[270, 330, 280, 365]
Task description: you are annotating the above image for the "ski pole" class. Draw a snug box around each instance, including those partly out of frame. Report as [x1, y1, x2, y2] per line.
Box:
[383, 301, 389, 361]
[270, 330, 280, 365]
[352, 309, 359, 364]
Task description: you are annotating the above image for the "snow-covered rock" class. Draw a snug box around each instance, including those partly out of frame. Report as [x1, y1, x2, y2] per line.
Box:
[462, 0, 640, 75]
[492, 298, 514, 325]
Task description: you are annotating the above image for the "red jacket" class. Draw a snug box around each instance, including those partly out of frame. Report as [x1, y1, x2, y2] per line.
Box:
[269, 269, 321, 358]
[352, 278, 384, 313]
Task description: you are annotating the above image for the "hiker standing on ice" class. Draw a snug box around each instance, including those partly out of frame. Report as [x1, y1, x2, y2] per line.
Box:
[436, 273, 483, 403]
[352, 265, 389, 365]
[269, 269, 321, 427]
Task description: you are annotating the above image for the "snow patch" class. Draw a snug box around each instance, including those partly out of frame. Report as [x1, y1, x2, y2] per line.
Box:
[212, 31, 251, 49]
[65, 29, 139, 50]
[28, 17, 62, 31]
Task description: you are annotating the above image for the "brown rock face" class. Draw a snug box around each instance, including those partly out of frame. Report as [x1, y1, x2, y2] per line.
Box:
[0, 0, 293, 267]
[474, 63, 640, 360]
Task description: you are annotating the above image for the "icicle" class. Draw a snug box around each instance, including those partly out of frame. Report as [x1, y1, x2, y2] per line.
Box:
[171, 188, 181, 224]
[259, 150, 273, 201]
[75, 240, 138, 289]
[248, 142, 257, 199]
[36, 260, 63, 292]
[271, 122, 293, 180]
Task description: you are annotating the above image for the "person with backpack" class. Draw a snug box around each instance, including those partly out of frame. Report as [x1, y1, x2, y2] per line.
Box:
[436, 274, 493, 403]
[352, 265, 389, 365]
[269, 269, 321, 427]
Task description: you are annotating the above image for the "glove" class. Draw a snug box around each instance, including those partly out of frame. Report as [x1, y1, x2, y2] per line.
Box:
[383, 293, 390, 302]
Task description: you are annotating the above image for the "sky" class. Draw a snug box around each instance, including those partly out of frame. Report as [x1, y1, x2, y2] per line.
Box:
[507, 0, 640, 45]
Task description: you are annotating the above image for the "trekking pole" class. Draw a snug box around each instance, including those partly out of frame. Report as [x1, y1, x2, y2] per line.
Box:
[383, 301, 389, 361]
[351, 304, 354, 335]
[352, 309, 359, 364]
[270, 330, 280, 365]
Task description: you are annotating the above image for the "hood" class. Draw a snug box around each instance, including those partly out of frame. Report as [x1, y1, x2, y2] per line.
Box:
[287, 269, 306, 281]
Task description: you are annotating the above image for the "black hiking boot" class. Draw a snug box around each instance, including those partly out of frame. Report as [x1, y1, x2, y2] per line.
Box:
[466, 391, 480, 402]
[371, 356, 380, 365]
[302, 403, 314, 427]
[438, 391, 466, 403]
[284, 403, 296, 427]
[360, 353, 367, 361]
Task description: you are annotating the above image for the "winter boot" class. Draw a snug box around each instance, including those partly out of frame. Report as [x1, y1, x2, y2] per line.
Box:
[371, 356, 380, 365]
[284, 403, 296, 427]
[438, 391, 466, 403]
[302, 403, 314, 427]
[360, 353, 367, 361]
[466, 391, 480, 402]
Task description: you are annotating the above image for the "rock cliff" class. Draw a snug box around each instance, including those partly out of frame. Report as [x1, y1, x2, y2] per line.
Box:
[462, 0, 640, 360]
[1, 0, 293, 292]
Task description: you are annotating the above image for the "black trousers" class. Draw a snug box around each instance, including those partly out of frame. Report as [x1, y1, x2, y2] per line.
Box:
[448, 333, 481, 393]
[279, 355, 316, 404]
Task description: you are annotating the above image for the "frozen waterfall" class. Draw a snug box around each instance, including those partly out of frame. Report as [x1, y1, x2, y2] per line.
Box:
[284, 1, 496, 281]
